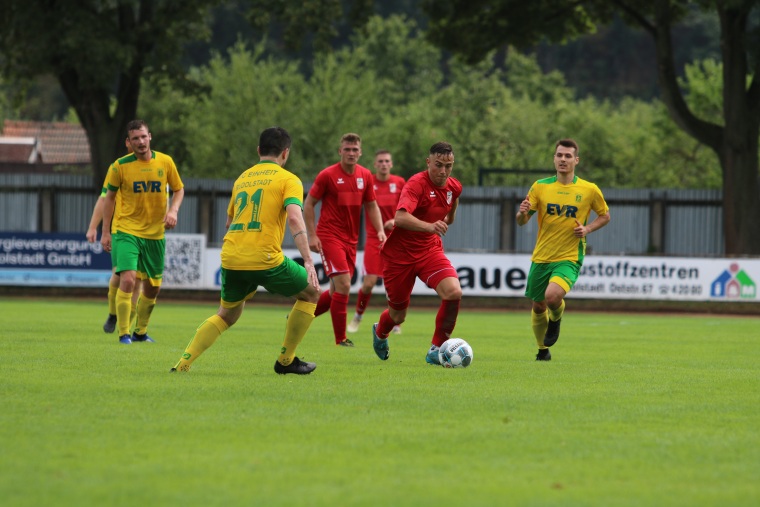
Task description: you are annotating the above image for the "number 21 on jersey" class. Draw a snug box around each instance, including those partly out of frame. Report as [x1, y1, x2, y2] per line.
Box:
[229, 189, 263, 232]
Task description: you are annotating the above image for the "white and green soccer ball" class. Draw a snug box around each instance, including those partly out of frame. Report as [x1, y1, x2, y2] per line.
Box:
[438, 338, 473, 368]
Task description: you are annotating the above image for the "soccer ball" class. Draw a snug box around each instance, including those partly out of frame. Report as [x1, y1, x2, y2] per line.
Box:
[438, 338, 473, 368]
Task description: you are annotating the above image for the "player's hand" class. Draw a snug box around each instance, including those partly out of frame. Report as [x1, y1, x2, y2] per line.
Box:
[304, 262, 320, 289]
[86, 228, 97, 243]
[377, 230, 387, 246]
[164, 210, 178, 229]
[519, 195, 531, 215]
[430, 220, 448, 237]
[574, 219, 587, 238]
[101, 232, 112, 253]
[383, 219, 395, 230]
[309, 236, 322, 254]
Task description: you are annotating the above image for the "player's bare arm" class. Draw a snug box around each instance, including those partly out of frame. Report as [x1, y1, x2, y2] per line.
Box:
[574, 212, 611, 238]
[365, 201, 387, 244]
[86, 197, 105, 243]
[100, 190, 117, 252]
[302, 194, 322, 253]
[516, 195, 532, 226]
[164, 188, 185, 229]
[394, 209, 449, 236]
[287, 203, 320, 290]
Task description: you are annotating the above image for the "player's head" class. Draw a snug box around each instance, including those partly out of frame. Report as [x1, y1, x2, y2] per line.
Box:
[259, 126, 292, 161]
[125, 120, 151, 158]
[554, 138, 580, 174]
[374, 150, 393, 177]
[426, 142, 454, 188]
[339, 132, 362, 167]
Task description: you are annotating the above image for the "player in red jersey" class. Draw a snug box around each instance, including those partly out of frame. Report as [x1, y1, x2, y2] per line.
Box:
[370, 142, 463, 364]
[347, 150, 406, 335]
[304, 133, 386, 347]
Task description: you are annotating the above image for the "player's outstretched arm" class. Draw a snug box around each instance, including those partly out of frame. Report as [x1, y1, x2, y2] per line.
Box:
[287, 203, 319, 289]
[303, 194, 321, 253]
[86, 197, 105, 243]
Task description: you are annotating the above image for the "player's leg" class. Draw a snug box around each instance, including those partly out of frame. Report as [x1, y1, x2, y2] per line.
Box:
[348, 274, 376, 333]
[171, 268, 254, 372]
[103, 270, 120, 333]
[320, 240, 356, 346]
[132, 238, 165, 342]
[525, 263, 551, 360]
[372, 257, 414, 361]
[543, 261, 578, 347]
[421, 253, 461, 364]
[269, 258, 319, 374]
[111, 232, 140, 344]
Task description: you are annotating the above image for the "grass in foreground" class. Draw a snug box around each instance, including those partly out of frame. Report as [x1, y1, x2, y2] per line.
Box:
[0, 297, 758, 507]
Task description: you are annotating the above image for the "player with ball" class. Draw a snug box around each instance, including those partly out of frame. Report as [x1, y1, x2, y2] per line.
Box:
[371, 141, 467, 366]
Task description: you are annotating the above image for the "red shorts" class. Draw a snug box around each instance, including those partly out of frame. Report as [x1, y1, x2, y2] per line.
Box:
[362, 239, 384, 277]
[381, 249, 458, 310]
[320, 239, 357, 278]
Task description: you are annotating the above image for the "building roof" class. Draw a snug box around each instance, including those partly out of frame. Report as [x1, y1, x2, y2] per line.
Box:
[1, 120, 90, 165]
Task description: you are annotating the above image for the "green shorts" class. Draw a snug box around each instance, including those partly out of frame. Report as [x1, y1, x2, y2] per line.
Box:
[111, 232, 165, 287]
[525, 261, 581, 301]
[220, 257, 309, 306]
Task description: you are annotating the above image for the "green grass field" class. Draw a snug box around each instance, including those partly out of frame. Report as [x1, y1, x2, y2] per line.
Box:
[1, 297, 758, 507]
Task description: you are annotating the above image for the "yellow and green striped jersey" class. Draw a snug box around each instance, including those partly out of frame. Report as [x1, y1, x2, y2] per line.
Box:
[105, 151, 183, 240]
[527, 175, 609, 264]
[221, 161, 304, 270]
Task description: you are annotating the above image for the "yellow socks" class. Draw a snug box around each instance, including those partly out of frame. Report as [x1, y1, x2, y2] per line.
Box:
[549, 300, 565, 322]
[107, 284, 118, 315]
[173, 315, 229, 371]
[278, 300, 317, 366]
[134, 295, 157, 335]
[115, 289, 133, 336]
[531, 309, 549, 349]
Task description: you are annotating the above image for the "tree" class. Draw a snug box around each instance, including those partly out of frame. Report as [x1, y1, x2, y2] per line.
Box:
[0, 0, 219, 187]
[423, 0, 760, 255]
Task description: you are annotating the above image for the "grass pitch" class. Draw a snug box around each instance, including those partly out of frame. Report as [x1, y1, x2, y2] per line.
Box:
[0, 297, 758, 507]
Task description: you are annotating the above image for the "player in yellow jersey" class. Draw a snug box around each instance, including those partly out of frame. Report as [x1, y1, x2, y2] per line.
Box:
[516, 139, 610, 361]
[86, 149, 142, 334]
[100, 120, 185, 344]
[171, 126, 321, 375]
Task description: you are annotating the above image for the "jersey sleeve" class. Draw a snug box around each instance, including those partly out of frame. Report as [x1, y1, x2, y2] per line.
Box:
[104, 163, 121, 192]
[308, 170, 328, 200]
[283, 174, 304, 209]
[166, 158, 184, 192]
[396, 179, 421, 214]
[592, 184, 609, 216]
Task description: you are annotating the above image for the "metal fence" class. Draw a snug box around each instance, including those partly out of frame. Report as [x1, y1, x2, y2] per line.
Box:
[0, 173, 724, 256]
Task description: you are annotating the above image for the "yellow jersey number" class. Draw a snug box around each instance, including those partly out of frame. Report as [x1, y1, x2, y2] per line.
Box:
[229, 188, 263, 232]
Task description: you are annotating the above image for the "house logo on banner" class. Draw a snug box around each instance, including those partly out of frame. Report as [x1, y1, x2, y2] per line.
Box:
[710, 263, 756, 299]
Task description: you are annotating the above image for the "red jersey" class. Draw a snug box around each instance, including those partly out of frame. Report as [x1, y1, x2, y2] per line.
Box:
[365, 174, 406, 241]
[309, 162, 377, 245]
[382, 170, 462, 261]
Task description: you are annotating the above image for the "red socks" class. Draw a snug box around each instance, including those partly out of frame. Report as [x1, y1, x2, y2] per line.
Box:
[355, 289, 371, 315]
[330, 292, 349, 344]
[433, 299, 460, 347]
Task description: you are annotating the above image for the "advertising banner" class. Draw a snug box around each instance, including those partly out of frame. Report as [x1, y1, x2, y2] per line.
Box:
[0, 232, 205, 289]
[201, 249, 758, 303]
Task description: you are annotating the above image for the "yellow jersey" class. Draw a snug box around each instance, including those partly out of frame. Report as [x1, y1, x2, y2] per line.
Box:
[221, 161, 304, 270]
[527, 175, 609, 264]
[105, 151, 183, 240]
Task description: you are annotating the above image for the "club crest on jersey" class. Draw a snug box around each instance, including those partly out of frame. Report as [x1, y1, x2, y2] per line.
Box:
[446, 191, 452, 204]
[576, 194, 582, 202]
[390, 183, 397, 193]
[357, 178, 364, 189]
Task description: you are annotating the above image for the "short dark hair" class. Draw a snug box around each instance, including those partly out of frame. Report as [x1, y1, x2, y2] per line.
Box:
[259, 126, 292, 156]
[341, 133, 362, 145]
[555, 138, 579, 156]
[125, 119, 149, 137]
[429, 141, 453, 157]
[375, 149, 391, 157]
